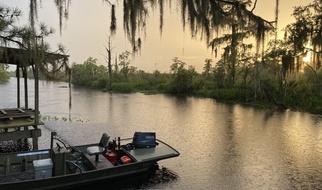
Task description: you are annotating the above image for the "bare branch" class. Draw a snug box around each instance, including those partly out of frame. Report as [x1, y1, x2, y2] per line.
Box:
[251, 0, 258, 12]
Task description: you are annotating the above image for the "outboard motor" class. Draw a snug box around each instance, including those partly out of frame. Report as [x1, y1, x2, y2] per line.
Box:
[132, 132, 157, 148]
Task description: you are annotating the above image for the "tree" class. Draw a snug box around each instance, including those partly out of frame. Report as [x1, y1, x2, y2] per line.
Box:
[204, 1, 273, 86]
[105, 37, 113, 88]
[273, 0, 279, 65]
[118, 51, 131, 79]
[0, 3, 69, 81]
[285, 0, 322, 71]
[104, 0, 274, 58]
[168, 57, 195, 94]
[71, 57, 108, 88]
[203, 59, 212, 79]
[170, 57, 185, 74]
[22, 1, 276, 76]
[28, 0, 70, 35]
[0, 6, 24, 45]
[213, 60, 226, 88]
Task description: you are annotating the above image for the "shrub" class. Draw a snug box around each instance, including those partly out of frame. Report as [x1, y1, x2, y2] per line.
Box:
[111, 82, 135, 93]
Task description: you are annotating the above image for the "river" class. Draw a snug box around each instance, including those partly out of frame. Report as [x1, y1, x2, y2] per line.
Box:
[1, 78, 322, 190]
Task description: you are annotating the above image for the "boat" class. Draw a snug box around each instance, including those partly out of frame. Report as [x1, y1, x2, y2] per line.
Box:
[0, 131, 180, 190]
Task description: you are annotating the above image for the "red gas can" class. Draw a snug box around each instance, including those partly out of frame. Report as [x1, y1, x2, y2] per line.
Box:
[103, 150, 117, 165]
[120, 155, 131, 164]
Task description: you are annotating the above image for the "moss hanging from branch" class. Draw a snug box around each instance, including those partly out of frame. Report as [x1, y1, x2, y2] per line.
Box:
[110, 4, 117, 34]
[54, 0, 71, 35]
[159, 0, 164, 35]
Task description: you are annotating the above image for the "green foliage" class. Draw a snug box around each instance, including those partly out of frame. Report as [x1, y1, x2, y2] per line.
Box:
[0, 65, 9, 83]
[119, 51, 131, 79]
[211, 85, 253, 102]
[71, 57, 108, 89]
[70, 46, 322, 114]
[213, 60, 228, 88]
[167, 58, 195, 94]
[202, 59, 212, 79]
[40, 114, 89, 123]
[92, 78, 108, 89]
[111, 82, 135, 93]
[279, 66, 322, 113]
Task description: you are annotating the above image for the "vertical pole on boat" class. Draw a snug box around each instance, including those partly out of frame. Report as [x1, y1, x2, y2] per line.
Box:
[50, 132, 56, 158]
[118, 137, 121, 149]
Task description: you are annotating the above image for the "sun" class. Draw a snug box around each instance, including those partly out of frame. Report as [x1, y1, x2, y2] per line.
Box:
[302, 40, 312, 63]
[303, 50, 311, 63]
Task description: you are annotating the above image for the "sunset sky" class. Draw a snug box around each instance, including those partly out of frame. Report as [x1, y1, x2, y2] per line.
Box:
[0, 0, 313, 73]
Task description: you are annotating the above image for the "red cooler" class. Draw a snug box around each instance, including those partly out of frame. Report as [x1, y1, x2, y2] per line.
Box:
[120, 155, 131, 164]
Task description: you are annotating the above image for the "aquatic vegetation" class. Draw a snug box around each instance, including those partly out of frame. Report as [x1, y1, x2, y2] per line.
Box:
[40, 115, 89, 123]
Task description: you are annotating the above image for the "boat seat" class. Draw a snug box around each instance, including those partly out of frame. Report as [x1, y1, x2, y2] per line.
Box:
[86, 133, 110, 162]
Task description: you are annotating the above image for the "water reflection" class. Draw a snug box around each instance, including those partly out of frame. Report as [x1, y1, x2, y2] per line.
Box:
[2, 78, 322, 189]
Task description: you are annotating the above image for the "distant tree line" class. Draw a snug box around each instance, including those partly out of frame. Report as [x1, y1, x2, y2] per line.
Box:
[69, 51, 321, 115]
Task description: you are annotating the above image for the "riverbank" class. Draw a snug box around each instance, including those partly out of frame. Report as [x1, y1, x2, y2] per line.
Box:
[69, 60, 322, 115]
[103, 82, 322, 115]
[4, 69, 322, 116]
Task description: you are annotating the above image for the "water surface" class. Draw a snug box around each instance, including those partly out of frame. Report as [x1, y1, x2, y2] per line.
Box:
[1, 78, 322, 189]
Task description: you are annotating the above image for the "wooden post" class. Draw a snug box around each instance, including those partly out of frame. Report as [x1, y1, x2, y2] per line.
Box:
[32, 126, 40, 150]
[16, 65, 20, 108]
[35, 58, 39, 126]
[23, 66, 28, 109]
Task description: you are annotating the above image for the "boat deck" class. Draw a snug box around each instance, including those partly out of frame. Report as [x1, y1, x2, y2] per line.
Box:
[121, 138, 180, 162]
[0, 171, 33, 183]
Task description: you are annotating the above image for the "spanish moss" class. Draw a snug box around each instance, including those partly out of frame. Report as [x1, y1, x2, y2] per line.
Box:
[110, 4, 116, 34]
[159, 0, 164, 36]
[54, 0, 71, 36]
[123, 0, 151, 53]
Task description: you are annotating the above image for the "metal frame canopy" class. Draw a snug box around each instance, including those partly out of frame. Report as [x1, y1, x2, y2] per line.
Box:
[0, 46, 69, 150]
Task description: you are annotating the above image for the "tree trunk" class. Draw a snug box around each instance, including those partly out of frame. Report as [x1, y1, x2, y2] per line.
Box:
[230, 23, 237, 84]
[107, 37, 113, 88]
